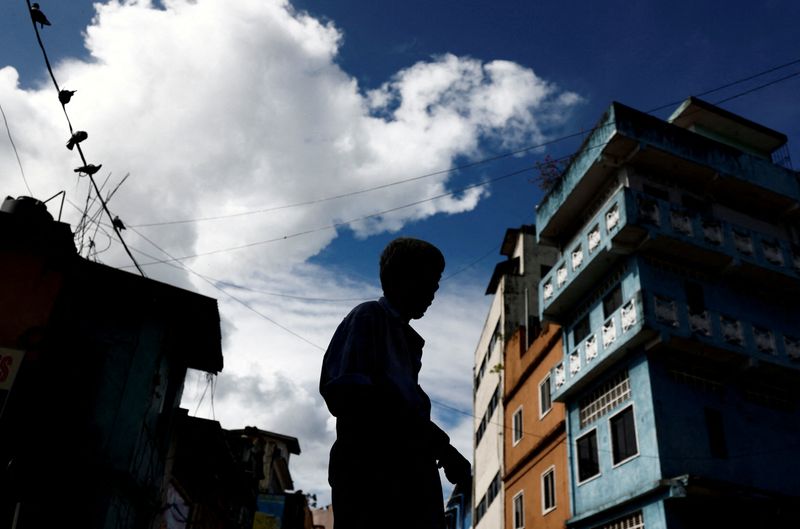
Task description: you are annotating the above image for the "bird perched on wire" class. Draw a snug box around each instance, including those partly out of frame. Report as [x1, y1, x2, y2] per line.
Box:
[58, 89, 76, 105]
[30, 3, 51, 29]
[66, 131, 88, 151]
[74, 163, 102, 176]
[112, 216, 126, 231]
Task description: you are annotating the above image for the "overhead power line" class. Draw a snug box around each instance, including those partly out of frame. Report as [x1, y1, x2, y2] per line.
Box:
[23, 0, 145, 276]
[124, 166, 534, 268]
[129, 55, 800, 229]
[0, 101, 32, 196]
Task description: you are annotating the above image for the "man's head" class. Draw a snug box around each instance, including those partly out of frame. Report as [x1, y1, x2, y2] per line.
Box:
[379, 237, 445, 320]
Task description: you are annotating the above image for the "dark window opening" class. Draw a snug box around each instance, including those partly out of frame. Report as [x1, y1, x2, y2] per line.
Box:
[576, 430, 600, 482]
[603, 284, 623, 320]
[704, 408, 728, 459]
[610, 406, 638, 464]
[573, 314, 591, 345]
[685, 281, 705, 313]
[643, 183, 670, 201]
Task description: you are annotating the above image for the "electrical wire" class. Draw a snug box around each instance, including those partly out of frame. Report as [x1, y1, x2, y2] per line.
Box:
[24, 0, 145, 276]
[0, 101, 32, 196]
[129, 55, 800, 229]
[123, 165, 534, 268]
[128, 224, 326, 351]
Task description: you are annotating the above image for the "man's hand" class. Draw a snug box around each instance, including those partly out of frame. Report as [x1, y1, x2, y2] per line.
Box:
[438, 444, 471, 487]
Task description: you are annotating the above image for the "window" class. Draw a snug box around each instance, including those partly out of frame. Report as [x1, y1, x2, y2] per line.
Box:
[541, 467, 556, 513]
[475, 494, 488, 524]
[704, 408, 727, 459]
[576, 430, 600, 482]
[610, 406, 638, 465]
[573, 314, 591, 345]
[512, 406, 523, 445]
[476, 384, 501, 447]
[643, 183, 669, 201]
[487, 472, 501, 506]
[513, 491, 525, 529]
[526, 315, 541, 350]
[603, 284, 623, 319]
[599, 511, 644, 529]
[488, 321, 501, 352]
[579, 370, 631, 428]
[539, 375, 552, 418]
[685, 281, 705, 313]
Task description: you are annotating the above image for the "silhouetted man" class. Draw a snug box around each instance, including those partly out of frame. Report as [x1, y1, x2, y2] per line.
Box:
[320, 237, 471, 529]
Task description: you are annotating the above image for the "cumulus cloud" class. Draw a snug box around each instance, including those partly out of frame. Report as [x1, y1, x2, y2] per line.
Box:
[0, 0, 581, 504]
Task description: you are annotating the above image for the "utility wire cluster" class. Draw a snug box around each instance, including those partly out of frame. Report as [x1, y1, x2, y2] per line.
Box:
[24, 1, 145, 275]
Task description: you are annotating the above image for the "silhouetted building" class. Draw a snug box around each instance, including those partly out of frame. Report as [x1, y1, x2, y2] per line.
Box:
[164, 410, 255, 528]
[0, 195, 223, 528]
[536, 98, 800, 528]
[227, 427, 311, 529]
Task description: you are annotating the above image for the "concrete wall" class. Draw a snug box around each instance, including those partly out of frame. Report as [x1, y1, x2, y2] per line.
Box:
[567, 353, 661, 517]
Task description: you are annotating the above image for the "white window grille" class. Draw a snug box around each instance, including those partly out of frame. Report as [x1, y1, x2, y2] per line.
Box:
[753, 327, 775, 354]
[733, 230, 753, 255]
[572, 245, 584, 270]
[606, 204, 620, 231]
[762, 241, 784, 266]
[554, 364, 565, 388]
[556, 265, 568, 288]
[578, 370, 631, 428]
[585, 334, 598, 361]
[543, 281, 554, 300]
[638, 198, 659, 225]
[654, 296, 678, 327]
[688, 310, 711, 336]
[569, 351, 581, 375]
[784, 336, 800, 360]
[702, 219, 723, 245]
[670, 210, 693, 236]
[588, 225, 601, 253]
[598, 511, 644, 529]
[602, 319, 617, 348]
[621, 300, 637, 332]
[720, 316, 743, 345]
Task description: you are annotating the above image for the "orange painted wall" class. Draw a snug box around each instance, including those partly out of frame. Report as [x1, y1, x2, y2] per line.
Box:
[503, 324, 569, 529]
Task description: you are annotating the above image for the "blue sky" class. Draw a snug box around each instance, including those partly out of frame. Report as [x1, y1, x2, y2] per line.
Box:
[2, 0, 799, 504]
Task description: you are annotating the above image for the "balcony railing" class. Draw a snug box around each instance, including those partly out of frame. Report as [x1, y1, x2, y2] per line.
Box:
[552, 284, 800, 401]
[540, 187, 634, 319]
[646, 291, 800, 366]
[553, 293, 645, 399]
[632, 191, 800, 278]
[540, 186, 800, 320]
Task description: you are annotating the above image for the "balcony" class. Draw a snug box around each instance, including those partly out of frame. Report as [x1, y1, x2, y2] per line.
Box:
[644, 290, 800, 368]
[536, 102, 800, 247]
[552, 279, 800, 401]
[553, 292, 651, 400]
[540, 187, 644, 320]
[540, 187, 800, 321]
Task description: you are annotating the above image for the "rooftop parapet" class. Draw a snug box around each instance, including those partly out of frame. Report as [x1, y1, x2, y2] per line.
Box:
[536, 102, 800, 247]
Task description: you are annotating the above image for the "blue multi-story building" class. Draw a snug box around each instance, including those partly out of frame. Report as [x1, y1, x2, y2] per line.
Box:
[535, 97, 800, 528]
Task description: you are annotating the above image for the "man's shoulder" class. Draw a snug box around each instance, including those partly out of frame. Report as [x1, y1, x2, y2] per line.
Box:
[345, 300, 384, 320]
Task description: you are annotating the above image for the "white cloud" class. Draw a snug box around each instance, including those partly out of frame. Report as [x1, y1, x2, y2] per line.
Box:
[0, 0, 580, 505]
